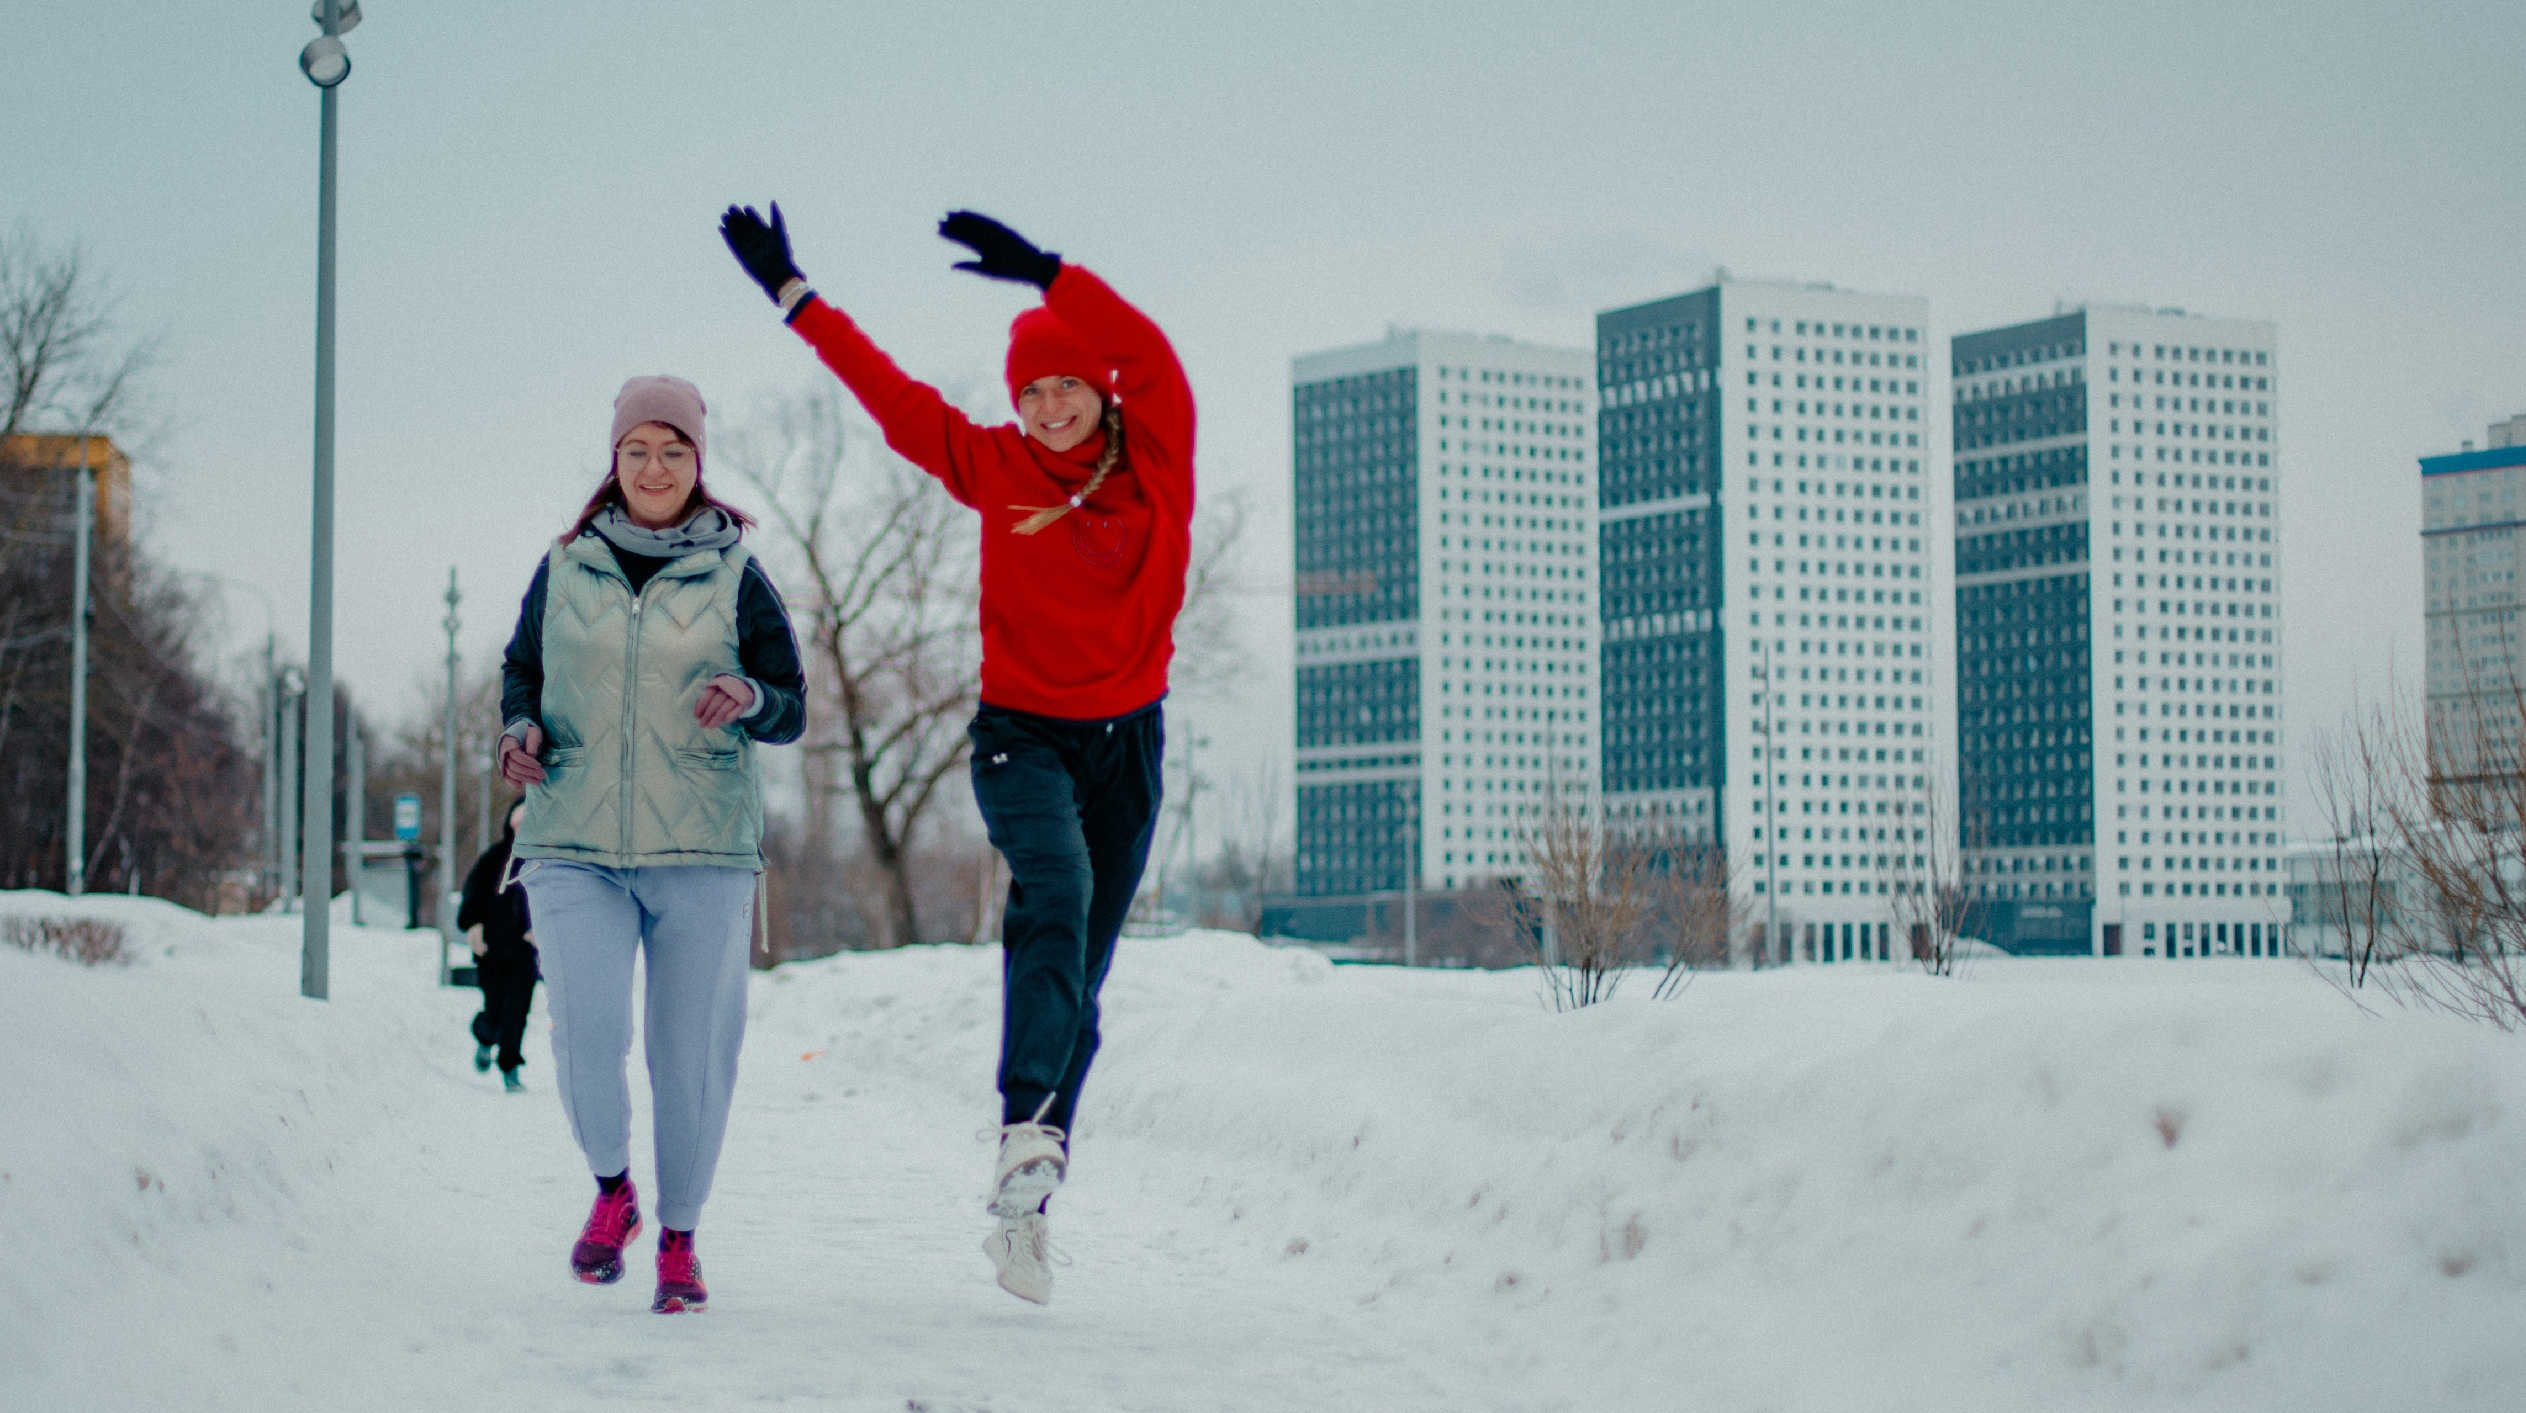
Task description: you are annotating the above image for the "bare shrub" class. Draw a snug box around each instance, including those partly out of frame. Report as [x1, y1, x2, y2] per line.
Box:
[1479, 794, 1659, 1009]
[4, 914, 130, 966]
[1879, 775, 1988, 977]
[2309, 703, 2413, 989]
[1647, 831, 1742, 999]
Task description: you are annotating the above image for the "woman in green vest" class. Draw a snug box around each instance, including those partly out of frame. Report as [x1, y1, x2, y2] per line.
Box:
[496, 375, 806, 1314]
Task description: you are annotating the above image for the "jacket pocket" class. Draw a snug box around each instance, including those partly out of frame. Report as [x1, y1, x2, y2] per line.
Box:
[675, 747, 742, 770]
[544, 745, 586, 769]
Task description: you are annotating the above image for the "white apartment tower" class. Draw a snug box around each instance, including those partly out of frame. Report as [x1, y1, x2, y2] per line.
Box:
[1290, 330, 1598, 902]
[1951, 306, 2285, 960]
[2422, 417, 2526, 808]
[1596, 280, 1937, 964]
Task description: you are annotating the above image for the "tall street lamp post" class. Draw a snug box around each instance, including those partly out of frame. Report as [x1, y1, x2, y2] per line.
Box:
[64, 435, 92, 895]
[439, 568, 460, 984]
[296, 0, 358, 999]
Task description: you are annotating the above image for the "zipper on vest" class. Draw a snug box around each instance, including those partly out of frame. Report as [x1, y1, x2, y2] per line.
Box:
[621, 579, 646, 863]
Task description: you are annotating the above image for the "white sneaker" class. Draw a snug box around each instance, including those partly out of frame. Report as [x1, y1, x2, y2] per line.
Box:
[990, 1121, 1067, 1218]
[983, 1213, 1055, 1305]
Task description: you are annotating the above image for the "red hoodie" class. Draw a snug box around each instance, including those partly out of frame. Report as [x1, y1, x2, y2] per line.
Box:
[786, 266, 1195, 721]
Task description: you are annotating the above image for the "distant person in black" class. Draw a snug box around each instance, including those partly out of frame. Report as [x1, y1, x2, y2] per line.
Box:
[460, 800, 537, 1093]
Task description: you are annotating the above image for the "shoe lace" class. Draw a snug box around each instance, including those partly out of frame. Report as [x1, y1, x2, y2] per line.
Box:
[658, 1241, 701, 1286]
[976, 1120, 1069, 1148]
[582, 1187, 637, 1246]
[1023, 1218, 1074, 1269]
[979, 1090, 1069, 1146]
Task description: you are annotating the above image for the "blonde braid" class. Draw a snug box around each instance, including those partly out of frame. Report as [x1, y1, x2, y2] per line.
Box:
[1010, 406, 1125, 535]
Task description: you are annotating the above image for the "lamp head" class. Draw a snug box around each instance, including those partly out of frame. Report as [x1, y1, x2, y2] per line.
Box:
[310, 0, 362, 35]
[299, 34, 350, 87]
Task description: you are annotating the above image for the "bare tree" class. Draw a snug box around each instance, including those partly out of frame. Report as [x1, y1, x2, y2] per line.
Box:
[0, 230, 251, 908]
[2309, 623, 2526, 1027]
[1879, 774, 1987, 977]
[725, 385, 980, 950]
[0, 509, 258, 904]
[1199, 757, 1289, 933]
[1169, 486, 1252, 695]
[728, 382, 1252, 953]
[1, 225, 158, 454]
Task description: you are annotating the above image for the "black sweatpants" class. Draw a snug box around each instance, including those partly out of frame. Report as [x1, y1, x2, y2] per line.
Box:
[471, 945, 540, 1073]
[967, 701, 1163, 1133]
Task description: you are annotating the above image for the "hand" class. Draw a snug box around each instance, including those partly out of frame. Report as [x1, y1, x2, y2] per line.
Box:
[467, 925, 487, 959]
[939, 210, 1060, 290]
[499, 724, 547, 788]
[720, 202, 804, 304]
[695, 674, 756, 729]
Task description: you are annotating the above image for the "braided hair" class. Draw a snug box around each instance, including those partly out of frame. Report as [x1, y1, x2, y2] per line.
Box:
[1009, 405, 1125, 536]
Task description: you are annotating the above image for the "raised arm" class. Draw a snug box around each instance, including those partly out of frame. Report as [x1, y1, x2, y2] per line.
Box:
[721, 203, 998, 507]
[936, 211, 1194, 484]
[1040, 264, 1195, 475]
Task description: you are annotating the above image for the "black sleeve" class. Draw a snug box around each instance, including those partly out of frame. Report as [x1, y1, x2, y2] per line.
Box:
[455, 847, 503, 932]
[737, 558, 808, 746]
[499, 559, 550, 743]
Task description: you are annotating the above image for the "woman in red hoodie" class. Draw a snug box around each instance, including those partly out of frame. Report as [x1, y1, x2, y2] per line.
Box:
[720, 204, 1191, 1305]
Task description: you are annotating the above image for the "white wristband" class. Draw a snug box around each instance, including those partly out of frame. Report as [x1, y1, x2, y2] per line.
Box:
[776, 279, 813, 317]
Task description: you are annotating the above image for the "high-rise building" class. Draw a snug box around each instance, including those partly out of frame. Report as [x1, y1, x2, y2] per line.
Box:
[1289, 329, 1598, 903]
[2421, 419, 2526, 806]
[1596, 279, 1936, 963]
[1951, 306, 2285, 960]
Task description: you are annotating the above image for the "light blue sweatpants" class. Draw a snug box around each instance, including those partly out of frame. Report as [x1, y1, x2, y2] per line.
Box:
[522, 861, 757, 1231]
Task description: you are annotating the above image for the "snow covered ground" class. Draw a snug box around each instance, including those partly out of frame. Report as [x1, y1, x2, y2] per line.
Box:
[6, 889, 2526, 1412]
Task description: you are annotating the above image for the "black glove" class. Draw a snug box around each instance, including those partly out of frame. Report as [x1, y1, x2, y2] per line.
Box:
[720, 203, 804, 305]
[939, 211, 1060, 290]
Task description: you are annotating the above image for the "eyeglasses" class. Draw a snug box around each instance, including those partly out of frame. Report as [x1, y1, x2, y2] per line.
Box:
[616, 444, 694, 471]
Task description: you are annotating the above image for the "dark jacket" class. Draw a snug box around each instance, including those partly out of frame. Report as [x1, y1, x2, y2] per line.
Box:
[456, 823, 534, 958]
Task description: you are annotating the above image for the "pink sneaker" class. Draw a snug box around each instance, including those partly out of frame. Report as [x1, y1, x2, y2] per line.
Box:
[652, 1230, 707, 1313]
[571, 1180, 642, 1285]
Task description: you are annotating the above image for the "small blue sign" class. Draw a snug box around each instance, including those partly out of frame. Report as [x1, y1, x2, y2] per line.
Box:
[393, 793, 422, 841]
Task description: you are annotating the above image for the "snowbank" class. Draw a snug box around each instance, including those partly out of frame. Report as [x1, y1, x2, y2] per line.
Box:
[0, 892, 461, 1406]
[8, 894, 2525, 1411]
[751, 933, 2526, 1411]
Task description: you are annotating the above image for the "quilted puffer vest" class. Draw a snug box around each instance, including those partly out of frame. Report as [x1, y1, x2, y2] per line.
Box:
[511, 534, 764, 870]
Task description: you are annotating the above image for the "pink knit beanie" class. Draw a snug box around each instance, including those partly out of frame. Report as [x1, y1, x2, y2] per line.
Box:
[611, 375, 707, 468]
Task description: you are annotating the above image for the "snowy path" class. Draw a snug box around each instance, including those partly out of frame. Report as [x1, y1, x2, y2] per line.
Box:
[9, 914, 1462, 1412]
[11, 893, 2526, 1412]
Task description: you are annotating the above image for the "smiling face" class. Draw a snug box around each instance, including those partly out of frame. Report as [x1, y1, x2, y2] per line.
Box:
[613, 421, 698, 528]
[1016, 376, 1104, 454]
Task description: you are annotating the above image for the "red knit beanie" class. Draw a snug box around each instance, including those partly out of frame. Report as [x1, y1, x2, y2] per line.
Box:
[1003, 307, 1113, 407]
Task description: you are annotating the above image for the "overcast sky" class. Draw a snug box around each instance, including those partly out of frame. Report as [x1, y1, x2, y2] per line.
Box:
[5, 1, 2521, 848]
